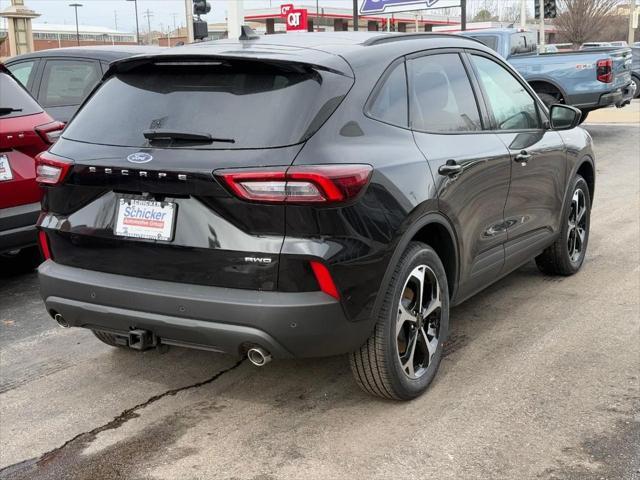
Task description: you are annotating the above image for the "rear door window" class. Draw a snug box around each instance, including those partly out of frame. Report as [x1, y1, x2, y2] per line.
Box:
[39, 59, 101, 108]
[7, 60, 37, 88]
[62, 60, 353, 149]
[0, 72, 43, 119]
[408, 53, 482, 133]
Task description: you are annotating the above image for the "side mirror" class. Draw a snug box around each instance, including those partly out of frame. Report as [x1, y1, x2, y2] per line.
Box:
[549, 104, 582, 130]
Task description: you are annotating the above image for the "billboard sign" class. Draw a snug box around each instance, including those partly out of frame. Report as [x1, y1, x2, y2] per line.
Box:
[360, 0, 460, 15]
[283, 7, 308, 31]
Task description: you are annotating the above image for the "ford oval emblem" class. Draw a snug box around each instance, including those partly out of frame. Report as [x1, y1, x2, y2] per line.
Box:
[127, 152, 153, 164]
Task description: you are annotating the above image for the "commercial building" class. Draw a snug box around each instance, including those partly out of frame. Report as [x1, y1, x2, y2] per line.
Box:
[244, 4, 460, 33]
[1, 23, 136, 58]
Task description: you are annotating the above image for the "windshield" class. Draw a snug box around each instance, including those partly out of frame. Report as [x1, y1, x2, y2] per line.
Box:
[62, 60, 352, 149]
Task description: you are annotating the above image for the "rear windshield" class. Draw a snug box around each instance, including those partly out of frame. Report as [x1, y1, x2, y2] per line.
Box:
[510, 32, 537, 56]
[471, 35, 499, 52]
[62, 60, 353, 149]
[0, 72, 43, 119]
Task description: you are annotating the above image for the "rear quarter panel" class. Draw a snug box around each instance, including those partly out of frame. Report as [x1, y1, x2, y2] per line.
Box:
[558, 127, 595, 203]
[0, 111, 54, 209]
[289, 52, 438, 323]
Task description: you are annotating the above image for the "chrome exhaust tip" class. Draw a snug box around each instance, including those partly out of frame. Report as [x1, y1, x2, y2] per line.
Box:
[53, 313, 69, 328]
[247, 347, 272, 367]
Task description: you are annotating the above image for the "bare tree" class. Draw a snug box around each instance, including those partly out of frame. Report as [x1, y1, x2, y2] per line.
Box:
[500, 3, 529, 24]
[554, 0, 620, 46]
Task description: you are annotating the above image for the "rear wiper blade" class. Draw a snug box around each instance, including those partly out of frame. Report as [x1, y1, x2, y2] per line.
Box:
[142, 129, 235, 143]
[0, 107, 23, 116]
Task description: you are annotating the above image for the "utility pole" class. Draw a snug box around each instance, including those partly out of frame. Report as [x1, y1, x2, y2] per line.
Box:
[113, 10, 118, 30]
[539, 1, 545, 46]
[316, 0, 319, 32]
[185, 0, 194, 43]
[521, 0, 527, 29]
[171, 12, 178, 32]
[629, 0, 637, 45]
[143, 8, 153, 44]
[461, 0, 466, 31]
[126, 0, 140, 45]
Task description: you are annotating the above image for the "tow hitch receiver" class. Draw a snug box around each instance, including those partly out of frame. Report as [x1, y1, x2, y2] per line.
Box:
[128, 329, 157, 350]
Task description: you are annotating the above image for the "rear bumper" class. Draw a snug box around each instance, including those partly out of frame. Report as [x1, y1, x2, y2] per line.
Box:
[0, 202, 40, 253]
[596, 83, 636, 109]
[38, 261, 372, 358]
[618, 82, 637, 105]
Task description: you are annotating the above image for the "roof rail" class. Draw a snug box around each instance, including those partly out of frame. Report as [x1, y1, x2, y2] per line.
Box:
[363, 32, 487, 47]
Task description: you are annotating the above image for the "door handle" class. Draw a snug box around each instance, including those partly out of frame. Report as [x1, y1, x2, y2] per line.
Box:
[438, 159, 462, 176]
[515, 150, 531, 165]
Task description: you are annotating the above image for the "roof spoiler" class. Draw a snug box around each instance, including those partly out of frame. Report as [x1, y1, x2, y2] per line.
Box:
[105, 52, 353, 78]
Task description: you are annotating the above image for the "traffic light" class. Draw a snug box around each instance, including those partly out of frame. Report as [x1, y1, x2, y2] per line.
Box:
[536, 0, 557, 19]
[193, 1, 211, 16]
[544, 0, 557, 19]
[193, 19, 208, 40]
[192, 1, 210, 40]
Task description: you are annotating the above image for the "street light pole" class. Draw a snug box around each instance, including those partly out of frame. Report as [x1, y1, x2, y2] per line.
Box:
[69, 3, 82, 46]
[126, 0, 141, 45]
[352, 0, 358, 31]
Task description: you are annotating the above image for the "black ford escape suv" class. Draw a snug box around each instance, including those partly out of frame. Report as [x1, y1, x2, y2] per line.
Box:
[37, 32, 595, 400]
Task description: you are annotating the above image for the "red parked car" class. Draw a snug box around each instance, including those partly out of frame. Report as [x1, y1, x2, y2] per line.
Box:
[0, 64, 63, 271]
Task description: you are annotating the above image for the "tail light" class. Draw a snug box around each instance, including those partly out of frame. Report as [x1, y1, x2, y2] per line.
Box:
[596, 58, 613, 83]
[35, 151, 73, 185]
[35, 121, 65, 145]
[310, 261, 340, 300]
[38, 230, 52, 260]
[216, 164, 372, 204]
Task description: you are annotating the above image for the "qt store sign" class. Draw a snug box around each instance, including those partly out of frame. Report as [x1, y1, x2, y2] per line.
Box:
[281, 4, 308, 31]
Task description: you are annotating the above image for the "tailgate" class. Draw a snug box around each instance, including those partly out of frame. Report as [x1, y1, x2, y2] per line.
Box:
[609, 47, 633, 89]
[40, 143, 304, 291]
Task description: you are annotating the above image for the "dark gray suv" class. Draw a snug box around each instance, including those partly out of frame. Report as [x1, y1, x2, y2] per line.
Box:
[36, 32, 595, 400]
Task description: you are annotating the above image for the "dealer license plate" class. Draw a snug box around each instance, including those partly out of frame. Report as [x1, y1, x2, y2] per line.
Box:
[0, 155, 13, 181]
[115, 198, 176, 241]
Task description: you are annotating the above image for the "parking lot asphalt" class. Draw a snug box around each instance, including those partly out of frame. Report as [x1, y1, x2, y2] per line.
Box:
[0, 123, 638, 480]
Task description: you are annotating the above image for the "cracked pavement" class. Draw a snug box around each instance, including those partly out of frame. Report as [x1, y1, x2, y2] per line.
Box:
[0, 122, 639, 480]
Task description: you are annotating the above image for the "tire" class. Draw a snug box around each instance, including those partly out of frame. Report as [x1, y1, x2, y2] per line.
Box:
[537, 92, 559, 108]
[350, 242, 449, 400]
[92, 330, 124, 347]
[631, 75, 640, 99]
[536, 175, 591, 276]
[0, 246, 42, 276]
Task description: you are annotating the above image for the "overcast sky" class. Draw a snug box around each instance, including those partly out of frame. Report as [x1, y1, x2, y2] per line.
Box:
[0, 0, 536, 34]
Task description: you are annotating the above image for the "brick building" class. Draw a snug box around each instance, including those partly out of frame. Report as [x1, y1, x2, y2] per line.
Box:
[1, 23, 136, 59]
